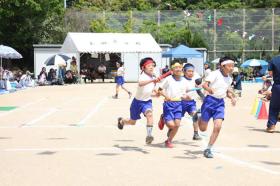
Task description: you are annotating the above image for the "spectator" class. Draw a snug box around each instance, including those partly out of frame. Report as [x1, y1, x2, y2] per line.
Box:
[97, 63, 107, 82]
[232, 67, 242, 97]
[64, 70, 76, 84]
[161, 65, 170, 75]
[38, 67, 47, 86]
[204, 62, 211, 78]
[47, 68, 58, 85]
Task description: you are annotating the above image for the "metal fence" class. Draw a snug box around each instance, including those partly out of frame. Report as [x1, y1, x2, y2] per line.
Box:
[64, 8, 280, 62]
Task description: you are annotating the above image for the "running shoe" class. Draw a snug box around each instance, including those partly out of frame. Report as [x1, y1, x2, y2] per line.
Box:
[193, 133, 202, 140]
[117, 117, 123, 130]
[146, 136, 154, 144]
[158, 114, 164, 130]
[203, 149, 214, 158]
[165, 140, 174, 148]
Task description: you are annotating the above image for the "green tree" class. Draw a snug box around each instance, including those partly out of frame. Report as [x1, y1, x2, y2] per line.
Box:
[0, 0, 65, 70]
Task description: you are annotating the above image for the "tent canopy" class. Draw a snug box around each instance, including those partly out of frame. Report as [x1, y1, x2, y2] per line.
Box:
[60, 32, 162, 53]
[162, 44, 202, 58]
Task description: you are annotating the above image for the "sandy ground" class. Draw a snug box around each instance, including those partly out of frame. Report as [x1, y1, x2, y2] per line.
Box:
[0, 82, 279, 186]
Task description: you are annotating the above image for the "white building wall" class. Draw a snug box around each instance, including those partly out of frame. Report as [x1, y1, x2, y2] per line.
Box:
[123, 52, 161, 82]
[34, 46, 76, 78]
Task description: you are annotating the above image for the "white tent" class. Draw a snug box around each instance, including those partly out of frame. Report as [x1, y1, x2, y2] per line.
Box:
[60, 32, 162, 82]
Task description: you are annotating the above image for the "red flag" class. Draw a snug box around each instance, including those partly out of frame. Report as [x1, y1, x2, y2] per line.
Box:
[217, 18, 223, 26]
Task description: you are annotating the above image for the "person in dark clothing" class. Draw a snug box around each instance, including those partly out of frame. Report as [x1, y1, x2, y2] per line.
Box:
[266, 56, 280, 133]
[232, 67, 242, 97]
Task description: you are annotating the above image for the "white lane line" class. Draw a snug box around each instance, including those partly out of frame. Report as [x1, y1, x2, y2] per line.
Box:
[200, 135, 280, 175]
[0, 98, 46, 117]
[22, 108, 58, 126]
[215, 153, 280, 175]
[77, 97, 108, 126]
[4, 147, 123, 153]
[215, 147, 280, 152]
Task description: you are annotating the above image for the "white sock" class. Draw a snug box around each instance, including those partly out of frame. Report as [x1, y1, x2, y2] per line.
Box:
[146, 125, 153, 136]
[207, 144, 213, 150]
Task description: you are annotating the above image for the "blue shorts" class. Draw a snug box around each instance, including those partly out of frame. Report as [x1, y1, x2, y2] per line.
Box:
[130, 98, 152, 120]
[182, 100, 197, 116]
[267, 84, 280, 127]
[115, 76, 125, 85]
[201, 95, 225, 122]
[163, 101, 182, 122]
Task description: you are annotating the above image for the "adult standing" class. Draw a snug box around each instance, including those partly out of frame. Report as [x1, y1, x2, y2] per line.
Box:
[266, 55, 280, 133]
[97, 63, 107, 82]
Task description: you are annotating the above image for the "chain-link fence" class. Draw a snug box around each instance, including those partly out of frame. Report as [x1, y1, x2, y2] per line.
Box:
[65, 8, 280, 62]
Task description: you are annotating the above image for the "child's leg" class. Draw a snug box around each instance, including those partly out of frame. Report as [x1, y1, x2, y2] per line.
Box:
[145, 110, 154, 144]
[198, 118, 209, 132]
[203, 119, 223, 158]
[166, 119, 180, 142]
[191, 112, 202, 140]
[113, 85, 120, 98]
[121, 85, 132, 97]
[208, 119, 223, 147]
[122, 118, 136, 125]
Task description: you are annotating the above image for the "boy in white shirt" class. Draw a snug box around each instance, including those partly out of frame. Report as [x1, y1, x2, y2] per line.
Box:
[112, 61, 132, 99]
[182, 63, 202, 140]
[199, 57, 236, 158]
[158, 63, 188, 148]
[117, 58, 159, 144]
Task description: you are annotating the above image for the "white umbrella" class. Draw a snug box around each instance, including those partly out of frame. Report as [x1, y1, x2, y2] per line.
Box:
[211, 58, 220, 64]
[44, 54, 71, 66]
[0, 45, 23, 70]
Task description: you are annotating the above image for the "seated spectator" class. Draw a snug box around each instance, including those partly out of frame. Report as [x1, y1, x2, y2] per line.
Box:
[258, 76, 272, 94]
[80, 63, 90, 83]
[64, 70, 76, 84]
[20, 71, 35, 87]
[232, 67, 242, 97]
[38, 67, 47, 86]
[47, 68, 58, 85]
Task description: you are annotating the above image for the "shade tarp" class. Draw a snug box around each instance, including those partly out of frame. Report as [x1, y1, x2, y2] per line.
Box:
[60, 32, 162, 53]
[162, 44, 202, 58]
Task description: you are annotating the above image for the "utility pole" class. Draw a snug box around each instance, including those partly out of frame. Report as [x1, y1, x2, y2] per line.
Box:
[242, 9, 246, 63]
[272, 8, 275, 51]
[213, 9, 217, 60]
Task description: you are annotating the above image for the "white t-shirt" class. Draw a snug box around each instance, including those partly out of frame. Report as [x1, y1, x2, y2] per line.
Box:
[159, 75, 188, 101]
[135, 73, 156, 101]
[204, 69, 211, 78]
[205, 70, 232, 99]
[185, 77, 198, 100]
[117, 67, 125, 76]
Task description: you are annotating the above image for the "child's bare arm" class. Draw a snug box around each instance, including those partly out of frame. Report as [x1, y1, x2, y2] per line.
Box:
[202, 81, 214, 94]
[138, 80, 155, 87]
[158, 87, 171, 101]
[227, 88, 236, 106]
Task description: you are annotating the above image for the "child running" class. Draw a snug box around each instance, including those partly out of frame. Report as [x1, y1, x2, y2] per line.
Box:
[182, 63, 202, 140]
[198, 57, 236, 158]
[112, 61, 132, 99]
[117, 57, 159, 144]
[158, 62, 188, 148]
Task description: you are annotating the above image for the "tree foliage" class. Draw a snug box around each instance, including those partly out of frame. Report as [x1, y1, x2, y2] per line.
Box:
[0, 0, 65, 69]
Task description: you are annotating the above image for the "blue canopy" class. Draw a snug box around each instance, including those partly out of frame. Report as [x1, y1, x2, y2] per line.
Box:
[162, 44, 202, 58]
[240, 59, 268, 68]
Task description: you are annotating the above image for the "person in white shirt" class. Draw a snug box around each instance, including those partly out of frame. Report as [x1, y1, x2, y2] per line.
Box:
[182, 63, 202, 141]
[117, 58, 160, 144]
[199, 57, 236, 158]
[158, 62, 188, 148]
[112, 61, 132, 99]
[204, 62, 212, 78]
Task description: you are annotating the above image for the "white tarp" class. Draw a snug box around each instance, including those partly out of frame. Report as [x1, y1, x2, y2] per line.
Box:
[60, 32, 162, 53]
